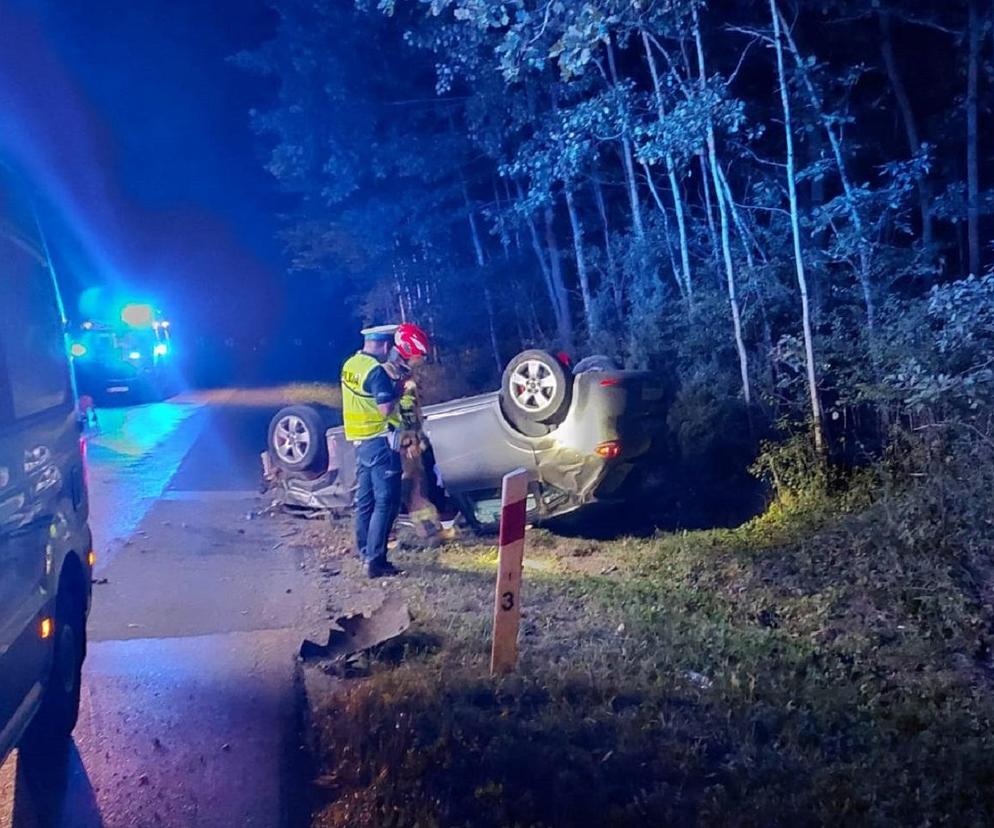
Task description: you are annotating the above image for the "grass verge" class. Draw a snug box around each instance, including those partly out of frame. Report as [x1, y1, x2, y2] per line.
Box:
[310, 433, 994, 827]
[281, 382, 342, 408]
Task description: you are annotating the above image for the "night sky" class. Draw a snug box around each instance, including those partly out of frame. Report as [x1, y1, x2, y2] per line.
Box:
[0, 0, 292, 354]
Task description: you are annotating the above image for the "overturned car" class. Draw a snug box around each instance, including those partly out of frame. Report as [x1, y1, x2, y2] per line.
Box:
[262, 350, 665, 530]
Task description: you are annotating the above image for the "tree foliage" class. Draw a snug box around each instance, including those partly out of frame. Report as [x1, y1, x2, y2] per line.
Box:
[239, 0, 994, 449]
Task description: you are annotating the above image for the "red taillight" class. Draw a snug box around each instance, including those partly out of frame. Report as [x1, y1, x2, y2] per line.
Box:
[599, 377, 622, 387]
[594, 440, 622, 460]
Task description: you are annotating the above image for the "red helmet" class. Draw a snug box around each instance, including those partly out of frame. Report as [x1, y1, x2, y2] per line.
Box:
[394, 322, 430, 361]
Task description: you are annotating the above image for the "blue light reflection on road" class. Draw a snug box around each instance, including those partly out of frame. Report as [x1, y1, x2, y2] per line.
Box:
[86, 399, 205, 570]
[88, 400, 197, 458]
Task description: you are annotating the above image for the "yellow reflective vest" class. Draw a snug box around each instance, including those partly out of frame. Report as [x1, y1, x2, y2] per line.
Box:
[341, 352, 402, 441]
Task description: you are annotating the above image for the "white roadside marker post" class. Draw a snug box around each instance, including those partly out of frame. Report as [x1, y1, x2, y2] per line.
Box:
[491, 467, 529, 676]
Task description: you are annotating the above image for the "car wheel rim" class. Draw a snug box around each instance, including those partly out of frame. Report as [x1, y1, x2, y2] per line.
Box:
[274, 415, 311, 464]
[509, 360, 558, 414]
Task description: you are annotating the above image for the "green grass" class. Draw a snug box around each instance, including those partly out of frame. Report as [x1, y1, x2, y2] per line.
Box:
[282, 382, 342, 407]
[310, 436, 994, 827]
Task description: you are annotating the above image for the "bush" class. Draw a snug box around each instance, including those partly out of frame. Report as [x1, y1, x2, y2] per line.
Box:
[667, 380, 755, 472]
[750, 430, 828, 511]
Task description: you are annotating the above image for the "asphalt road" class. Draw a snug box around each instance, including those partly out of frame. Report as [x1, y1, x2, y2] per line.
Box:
[6, 391, 326, 828]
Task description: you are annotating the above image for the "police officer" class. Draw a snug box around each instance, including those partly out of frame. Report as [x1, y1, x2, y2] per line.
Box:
[341, 323, 430, 577]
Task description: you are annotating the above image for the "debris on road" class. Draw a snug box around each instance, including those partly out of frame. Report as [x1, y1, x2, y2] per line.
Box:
[284, 506, 330, 520]
[300, 594, 411, 661]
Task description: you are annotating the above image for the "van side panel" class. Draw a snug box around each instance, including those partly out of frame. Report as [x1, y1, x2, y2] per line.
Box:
[0, 163, 91, 762]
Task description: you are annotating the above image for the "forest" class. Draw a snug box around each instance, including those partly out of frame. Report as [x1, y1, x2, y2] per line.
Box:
[237, 0, 993, 468]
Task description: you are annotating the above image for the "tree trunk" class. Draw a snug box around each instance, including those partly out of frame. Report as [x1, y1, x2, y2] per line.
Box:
[462, 178, 502, 376]
[481, 284, 502, 376]
[526, 211, 568, 346]
[808, 128, 828, 258]
[967, 0, 982, 276]
[502, 177, 522, 252]
[543, 205, 574, 349]
[516, 180, 571, 347]
[419, 269, 442, 364]
[394, 271, 407, 322]
[642, 161, 686, 296]
[592, 176, 622, 312]
[493, 177, 511, 260]
[709, 148, 751, 408]
[667, 163, 693, 300]
[641, 28, 693, 301]
[698, 154, 720, 267]
[564, 187, 594, 334]
[715, 165, 762, 266]
[778, 10, 877, 349]
[772, 0, 824, 452]
[690, 28, 720, 267]
[605, 37, 645, 241]
[693, 8, 752, 408]
[878, 11, 933, 250]
[621, 137, 644, 241]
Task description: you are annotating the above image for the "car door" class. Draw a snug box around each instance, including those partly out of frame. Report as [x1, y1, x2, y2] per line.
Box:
[0, 172, 72, 743]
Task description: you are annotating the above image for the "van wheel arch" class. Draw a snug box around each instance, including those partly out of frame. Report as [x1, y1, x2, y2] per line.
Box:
[20, 554, 88, 753]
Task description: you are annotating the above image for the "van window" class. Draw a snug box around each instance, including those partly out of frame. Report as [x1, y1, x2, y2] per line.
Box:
[0, 213, 69, 421]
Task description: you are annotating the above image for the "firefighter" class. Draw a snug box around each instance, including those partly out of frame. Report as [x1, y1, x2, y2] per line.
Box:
[391, 325, 443, 539]
[340, 322, 431, 578]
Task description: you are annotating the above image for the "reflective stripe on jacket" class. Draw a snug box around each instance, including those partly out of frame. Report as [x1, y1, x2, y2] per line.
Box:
[341, 352, 402, 441]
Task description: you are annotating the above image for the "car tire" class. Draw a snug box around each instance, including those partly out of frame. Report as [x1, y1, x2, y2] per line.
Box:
[268, 405, 329, 473]
[20, 584, 85, 753]
[500, 349, 571, 432]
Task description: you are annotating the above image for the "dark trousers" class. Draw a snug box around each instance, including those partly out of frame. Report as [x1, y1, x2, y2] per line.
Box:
[354, 436, 402, 564]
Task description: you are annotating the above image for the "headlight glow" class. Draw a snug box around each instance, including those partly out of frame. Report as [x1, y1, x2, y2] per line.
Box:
[71, 343, 88, 358]
[128, 350, 142, 360]
[154, 343, 168, 356]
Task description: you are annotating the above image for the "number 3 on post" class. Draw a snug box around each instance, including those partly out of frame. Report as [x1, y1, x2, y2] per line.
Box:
[491, 468, 528, 676]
